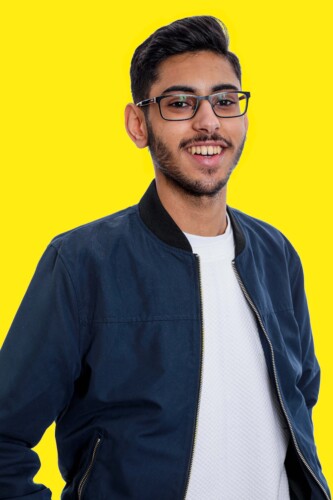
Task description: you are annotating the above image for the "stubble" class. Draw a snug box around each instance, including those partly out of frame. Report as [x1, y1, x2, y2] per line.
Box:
[146, 120, 246, 198]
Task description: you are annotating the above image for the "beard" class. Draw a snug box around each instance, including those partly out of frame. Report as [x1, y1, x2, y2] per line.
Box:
[146, 120, 246, 198]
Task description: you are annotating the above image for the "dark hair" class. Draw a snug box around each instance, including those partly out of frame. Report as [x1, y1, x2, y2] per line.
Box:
[130, 16, 241, 104]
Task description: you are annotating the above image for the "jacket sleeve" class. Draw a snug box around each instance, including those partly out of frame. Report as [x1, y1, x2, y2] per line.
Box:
[0, 244, 81, 499]
[291, 259, 320, 418]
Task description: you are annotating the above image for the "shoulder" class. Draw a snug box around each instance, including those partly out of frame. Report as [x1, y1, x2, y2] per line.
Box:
[48, 205, 138, 258]
[229, 206, 302, 270]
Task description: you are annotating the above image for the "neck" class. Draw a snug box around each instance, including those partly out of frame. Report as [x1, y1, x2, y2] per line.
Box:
[155, 174, 228, 237]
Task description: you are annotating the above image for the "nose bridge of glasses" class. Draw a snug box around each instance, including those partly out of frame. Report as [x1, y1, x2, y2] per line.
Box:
[197, 94, 213, 106]
[195, 94, 220, 119]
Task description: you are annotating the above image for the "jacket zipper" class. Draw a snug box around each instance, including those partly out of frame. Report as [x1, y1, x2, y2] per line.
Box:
[232, 260, 329, 500]
[182, 254, 204, 499]
[78, 437, 102, 500]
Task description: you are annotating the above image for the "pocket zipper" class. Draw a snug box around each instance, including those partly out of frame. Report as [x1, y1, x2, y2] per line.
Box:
[78, 437, 102, 500]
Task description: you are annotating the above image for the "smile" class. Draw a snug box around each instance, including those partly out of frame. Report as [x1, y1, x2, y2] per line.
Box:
[187, 145, 223, 156]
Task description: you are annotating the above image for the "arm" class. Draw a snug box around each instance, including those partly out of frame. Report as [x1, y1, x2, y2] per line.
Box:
[0, 244, 81, 499]
[291, 260, 320, 418]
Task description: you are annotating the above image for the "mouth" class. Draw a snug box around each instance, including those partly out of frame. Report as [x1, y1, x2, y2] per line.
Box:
[185, 143, 226, 167]
[187, 145, 223, 157]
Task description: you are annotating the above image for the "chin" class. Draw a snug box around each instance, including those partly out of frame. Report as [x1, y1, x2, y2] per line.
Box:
[165, 173, 229, 198]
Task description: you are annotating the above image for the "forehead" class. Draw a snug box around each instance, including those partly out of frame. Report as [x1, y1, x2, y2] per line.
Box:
[150, 50, 241, 96]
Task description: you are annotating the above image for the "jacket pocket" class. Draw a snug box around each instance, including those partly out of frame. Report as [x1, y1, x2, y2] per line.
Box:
[77, 435, 103, 500]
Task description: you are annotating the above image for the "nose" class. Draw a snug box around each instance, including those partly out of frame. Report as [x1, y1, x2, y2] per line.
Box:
[191, 99, 221, 134]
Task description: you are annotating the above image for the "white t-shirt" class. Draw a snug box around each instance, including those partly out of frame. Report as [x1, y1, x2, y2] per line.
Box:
[184, 214, 290, 500]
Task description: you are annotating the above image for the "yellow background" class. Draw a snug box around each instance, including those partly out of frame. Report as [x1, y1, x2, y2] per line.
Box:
[0, 1, 332, 497]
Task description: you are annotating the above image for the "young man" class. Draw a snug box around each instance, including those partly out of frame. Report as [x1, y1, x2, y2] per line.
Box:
[0, 16, 330, 500]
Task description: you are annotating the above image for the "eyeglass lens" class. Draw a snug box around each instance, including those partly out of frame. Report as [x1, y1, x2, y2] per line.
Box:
[160, 92, 247, 120]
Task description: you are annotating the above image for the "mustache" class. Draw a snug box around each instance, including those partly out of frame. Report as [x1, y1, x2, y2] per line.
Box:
[179, 133, 233, 150]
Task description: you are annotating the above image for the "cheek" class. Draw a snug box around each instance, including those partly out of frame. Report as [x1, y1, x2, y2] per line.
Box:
[156, 124, 189, 147]
[226, 120, 247, 142]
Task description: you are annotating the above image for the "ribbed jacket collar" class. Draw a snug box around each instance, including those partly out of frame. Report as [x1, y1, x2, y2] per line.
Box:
[138, 179, 246, 257]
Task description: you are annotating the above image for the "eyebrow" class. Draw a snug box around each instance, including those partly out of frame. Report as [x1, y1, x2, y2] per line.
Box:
[161, 83, 240, 94]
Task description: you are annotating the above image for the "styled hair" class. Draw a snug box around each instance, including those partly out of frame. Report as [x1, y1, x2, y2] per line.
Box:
[130, 16, 241, 104]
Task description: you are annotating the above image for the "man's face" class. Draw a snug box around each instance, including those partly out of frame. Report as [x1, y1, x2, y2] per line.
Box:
[145, 50, 248, 197]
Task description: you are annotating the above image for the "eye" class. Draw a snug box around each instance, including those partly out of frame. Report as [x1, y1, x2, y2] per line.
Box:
[168, 100, 191, 108]
[216, 98, 234, 107]
[163, 95, 197, 110]
[212, 92, 240, 109]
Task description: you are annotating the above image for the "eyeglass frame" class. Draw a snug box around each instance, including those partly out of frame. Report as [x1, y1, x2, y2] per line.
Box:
[136, 91, 251, 121]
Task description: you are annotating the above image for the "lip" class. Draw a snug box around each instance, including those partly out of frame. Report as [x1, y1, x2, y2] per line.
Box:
[185, 140, 229, 148]
[185, 147, 226, 167]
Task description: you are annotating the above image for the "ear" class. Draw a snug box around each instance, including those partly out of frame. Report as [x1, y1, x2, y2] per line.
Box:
[125, 103, 148, 148]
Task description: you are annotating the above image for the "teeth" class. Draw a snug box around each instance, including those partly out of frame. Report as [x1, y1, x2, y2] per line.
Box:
[188, 145, 223, 156]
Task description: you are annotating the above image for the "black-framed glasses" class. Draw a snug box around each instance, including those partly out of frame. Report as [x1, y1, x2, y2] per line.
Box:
[136, 91, 251, 121]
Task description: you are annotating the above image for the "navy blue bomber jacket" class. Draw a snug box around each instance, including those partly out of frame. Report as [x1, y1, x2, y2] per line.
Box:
[0, 180, 331, 499]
